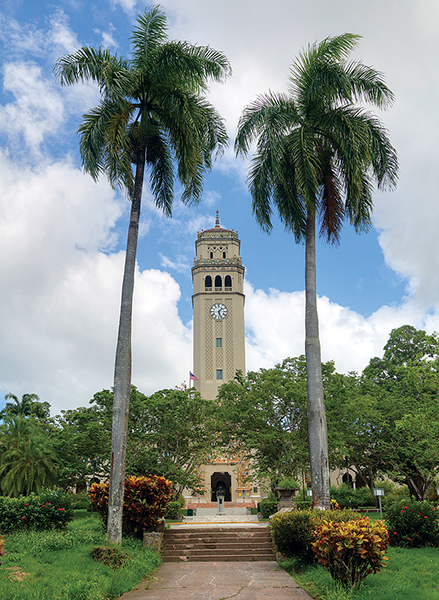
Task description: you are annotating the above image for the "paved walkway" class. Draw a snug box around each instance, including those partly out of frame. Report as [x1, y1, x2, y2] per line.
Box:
[119, 561, 313, 600]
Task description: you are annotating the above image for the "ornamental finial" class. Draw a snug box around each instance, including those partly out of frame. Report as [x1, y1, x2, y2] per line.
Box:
[215, 210, 220, 228]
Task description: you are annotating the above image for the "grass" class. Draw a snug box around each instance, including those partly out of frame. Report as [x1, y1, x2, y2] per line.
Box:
[0, 517, 161, 600]
[281, 546, 439, 600]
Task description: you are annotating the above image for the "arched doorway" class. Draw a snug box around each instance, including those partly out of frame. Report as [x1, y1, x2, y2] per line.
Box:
[211, 471, 232, 502]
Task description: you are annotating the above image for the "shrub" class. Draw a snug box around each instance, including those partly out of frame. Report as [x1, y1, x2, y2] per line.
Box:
[0, 489, 73, 532]
[165, 501, 183, 521]
[90, 545, 130, 569]
[270, 508, 360, 563]
[277, 477, 300, 489]
[386, 499, 439, 548]
[312, 517, 389, 589]
[330, 484, 375, 508]
[295, 499, 312, 510]
[89, 475, 172, 538]
[259, 499, 278, 519]
[71, 490, 92, 510]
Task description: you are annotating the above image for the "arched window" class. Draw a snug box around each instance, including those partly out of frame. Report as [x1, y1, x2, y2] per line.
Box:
[225, 275, 232, 290]
[205, 275, 212, 290]
[215, 275, 222, 290]
[210, 252, 213, 259]
[223, 251, 226, 259]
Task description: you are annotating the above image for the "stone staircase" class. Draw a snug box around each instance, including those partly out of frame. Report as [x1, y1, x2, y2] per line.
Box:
[161, 526, 275, 562]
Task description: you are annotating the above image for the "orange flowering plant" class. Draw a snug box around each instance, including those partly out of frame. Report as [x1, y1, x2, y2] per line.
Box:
[89, 475, 173, 537]
[311, 517, 389, 589]
[0, 537, 6, 565]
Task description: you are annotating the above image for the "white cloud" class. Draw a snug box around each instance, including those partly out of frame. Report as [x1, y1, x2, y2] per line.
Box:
[0, 62, 64, 153]
[0, 150, 193, 415]
[244, 281, 433, 375]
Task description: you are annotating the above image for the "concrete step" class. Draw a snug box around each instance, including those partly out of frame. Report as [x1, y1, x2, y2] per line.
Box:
[163, 552, 276, 562]
[183, 514, 259, 523]
[162, 526, 275, 562]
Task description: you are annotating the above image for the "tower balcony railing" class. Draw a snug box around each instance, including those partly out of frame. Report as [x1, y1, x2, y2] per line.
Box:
[193, 257, 242, 266]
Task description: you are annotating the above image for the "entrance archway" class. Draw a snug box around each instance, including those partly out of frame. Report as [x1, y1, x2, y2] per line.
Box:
[211, 471, 232, 502]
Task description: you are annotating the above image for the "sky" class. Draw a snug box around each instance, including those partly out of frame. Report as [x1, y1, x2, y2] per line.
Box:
[1, 0, 438, 416]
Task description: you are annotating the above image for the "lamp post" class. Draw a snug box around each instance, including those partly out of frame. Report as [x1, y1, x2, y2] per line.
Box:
[374, 488, 385, 519]
[343, 455, 351, 508]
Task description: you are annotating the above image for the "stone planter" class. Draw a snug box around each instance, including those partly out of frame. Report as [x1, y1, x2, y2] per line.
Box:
[275, 486, 299, 510]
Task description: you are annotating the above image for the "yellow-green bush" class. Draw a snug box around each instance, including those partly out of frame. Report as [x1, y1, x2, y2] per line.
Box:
[270, 508, 359, 562]
[311, 517, 389, 589]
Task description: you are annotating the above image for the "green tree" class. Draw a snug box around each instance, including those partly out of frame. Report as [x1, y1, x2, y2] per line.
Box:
[52, 397, 112, 490]
[125, 387, 214, 497]
[362, 326, 439, 500]
[0, 415, 58, 497]
[54, 6, 230, 542]
[216, 358, 310, 494]
[54, 386, 214, 497]
[325, 372, 388, 504]
[235, 34, 398, 508]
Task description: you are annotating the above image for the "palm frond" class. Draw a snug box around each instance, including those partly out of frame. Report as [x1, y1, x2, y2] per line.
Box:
[235, 92, 298, 156]
[131, 5, 168, 68]
[54, 47, 130, 98]
[148, 131, 174, 217]
[345, 61, 395, 109]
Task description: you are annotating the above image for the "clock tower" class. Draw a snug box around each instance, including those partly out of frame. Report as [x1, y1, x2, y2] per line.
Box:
[192, 211, 246, 400]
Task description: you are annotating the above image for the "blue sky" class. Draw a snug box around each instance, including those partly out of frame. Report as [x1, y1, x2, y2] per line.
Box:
[1, 0, 438, 416]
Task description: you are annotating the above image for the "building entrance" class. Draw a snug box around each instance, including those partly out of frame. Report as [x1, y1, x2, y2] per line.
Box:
[211, 471, 232, 502]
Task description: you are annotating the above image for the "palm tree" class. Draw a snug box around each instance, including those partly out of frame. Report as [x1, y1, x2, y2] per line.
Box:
[54, 6, 230, 542]
[0, 416, 58, 497]
[0, 393, 40, 419]
[235, 33, 398, 509]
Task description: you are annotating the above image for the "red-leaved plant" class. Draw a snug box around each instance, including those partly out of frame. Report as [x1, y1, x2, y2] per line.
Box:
[89, 475, 173, 537]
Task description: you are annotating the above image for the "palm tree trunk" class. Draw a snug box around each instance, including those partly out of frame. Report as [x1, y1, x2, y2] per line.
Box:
[305, 211, 330, 510]
[107, 154, 145, 544]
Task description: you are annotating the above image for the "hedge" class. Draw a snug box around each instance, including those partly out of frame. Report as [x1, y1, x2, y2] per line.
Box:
[0, 489, 73, 532]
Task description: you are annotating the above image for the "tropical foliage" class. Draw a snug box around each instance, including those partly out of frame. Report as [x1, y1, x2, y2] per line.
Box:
[386, 499, 439, 548]
[89, 475, 173, 537]
[311, 517, 389, 589]
[0, 488, 73, 532]
[0, 415, 58, 497]
[270, 508, 360, 563]
[235, 33, 398, 508]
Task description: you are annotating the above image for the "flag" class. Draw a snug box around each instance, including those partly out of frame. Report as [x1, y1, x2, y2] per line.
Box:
[189, 372, 198, 381]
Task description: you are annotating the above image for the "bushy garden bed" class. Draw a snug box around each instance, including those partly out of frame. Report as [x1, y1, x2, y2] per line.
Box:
[0, 488, 73, 532]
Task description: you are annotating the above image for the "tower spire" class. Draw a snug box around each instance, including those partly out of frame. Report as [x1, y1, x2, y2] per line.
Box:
[215, 210, 220, 228]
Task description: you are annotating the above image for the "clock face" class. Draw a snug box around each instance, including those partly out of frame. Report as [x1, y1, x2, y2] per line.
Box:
[210, 302, 228, 321]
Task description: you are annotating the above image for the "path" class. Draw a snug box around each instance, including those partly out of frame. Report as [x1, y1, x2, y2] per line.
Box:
[119, 560, 313, 600]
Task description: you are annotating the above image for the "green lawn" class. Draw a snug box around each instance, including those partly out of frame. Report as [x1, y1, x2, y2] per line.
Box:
[282, 545, 439, 600]
[0, 517, 161, 600]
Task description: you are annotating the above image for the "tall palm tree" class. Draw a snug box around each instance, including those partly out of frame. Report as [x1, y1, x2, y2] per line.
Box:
[235, 33, 398, 509]
[54, 5, 230, 542]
